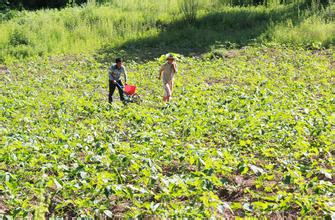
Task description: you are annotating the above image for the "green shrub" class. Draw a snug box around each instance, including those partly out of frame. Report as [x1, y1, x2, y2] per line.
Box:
[9, 28, 29, 46]
[80, 6, 101, 26]
[0, 0, 9, 10]
[8, 44, 34, 58]
[0, 53, 5, 64]
[63, 14, 79, 31]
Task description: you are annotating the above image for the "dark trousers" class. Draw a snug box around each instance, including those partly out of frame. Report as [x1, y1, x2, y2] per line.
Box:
[109, 80, 124, 103]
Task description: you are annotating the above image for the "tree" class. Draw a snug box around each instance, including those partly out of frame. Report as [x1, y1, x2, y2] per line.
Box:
[6, 0, 86, 9]
[0, 0, 9, 10]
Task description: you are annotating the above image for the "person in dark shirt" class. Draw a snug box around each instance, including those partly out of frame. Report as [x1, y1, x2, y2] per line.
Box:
[108, 58, 127, 103]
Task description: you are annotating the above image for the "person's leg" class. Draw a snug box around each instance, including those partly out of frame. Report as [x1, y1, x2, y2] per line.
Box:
[169, 80, 174, 95]
[109, 80, 116, 103]
[164, 82, 171, 102]
[163, 82, 166, 102]
[116, 80, 125, 101]
[167, 80, 173, 101]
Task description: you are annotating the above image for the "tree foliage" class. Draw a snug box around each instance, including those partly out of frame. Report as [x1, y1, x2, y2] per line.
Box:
[3, 0, 86, 9]
[0, 0, 9, 10]
[1, 0, 331, 10]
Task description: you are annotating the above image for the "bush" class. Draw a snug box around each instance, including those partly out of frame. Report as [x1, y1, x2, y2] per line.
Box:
[9, 29, 29, 46]
[0, 53, 5, 64]
[9, 44, 34, 58]
[7, 0, 86, 9]
[0, 0, 9, 10]
[179, 0, 199, 23]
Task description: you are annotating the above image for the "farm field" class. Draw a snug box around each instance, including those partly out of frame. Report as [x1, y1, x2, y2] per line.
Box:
[1, 46, 334, 218]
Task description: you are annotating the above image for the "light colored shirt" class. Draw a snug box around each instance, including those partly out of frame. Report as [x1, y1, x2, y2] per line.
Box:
[108, 64, 127, 82]
[160, 62, 177, 83]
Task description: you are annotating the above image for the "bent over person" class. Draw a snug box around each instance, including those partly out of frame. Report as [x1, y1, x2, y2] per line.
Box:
[158, 54, 177, 102]
[108, 58, 127, 103]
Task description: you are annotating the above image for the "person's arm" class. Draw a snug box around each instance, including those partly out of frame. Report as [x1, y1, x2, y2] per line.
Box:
[123, 67, 128, 84]
[109, 67, 116, 84]
[158, 70, 162, 80]
[158, 64, 164, 79]
[108, 67, 114, 80]
[172, 62, 178, 73]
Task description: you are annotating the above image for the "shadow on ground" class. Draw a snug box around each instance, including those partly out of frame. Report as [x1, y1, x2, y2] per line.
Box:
[96, 3, 308, 63]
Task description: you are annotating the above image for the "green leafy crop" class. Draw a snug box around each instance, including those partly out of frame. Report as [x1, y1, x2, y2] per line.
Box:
[0, 46, 334, 218]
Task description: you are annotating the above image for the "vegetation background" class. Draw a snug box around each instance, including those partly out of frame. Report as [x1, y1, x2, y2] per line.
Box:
[0, 0, 334, 218]
[0, 0, 334, 63]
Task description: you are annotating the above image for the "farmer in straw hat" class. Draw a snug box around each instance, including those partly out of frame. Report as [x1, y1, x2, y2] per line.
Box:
[158, 54, 178, 102]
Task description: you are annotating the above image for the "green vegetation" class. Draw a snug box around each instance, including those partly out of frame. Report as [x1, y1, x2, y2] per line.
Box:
[0, 0, 85, 9]
[0, 0, 334, 62]
[1, 0, 335, 218]
[1, 46, 334, 218]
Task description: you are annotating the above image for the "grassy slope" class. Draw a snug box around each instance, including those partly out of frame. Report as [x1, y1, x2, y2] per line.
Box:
[0, 1, 334, 62]
[0, 47, 334, 217]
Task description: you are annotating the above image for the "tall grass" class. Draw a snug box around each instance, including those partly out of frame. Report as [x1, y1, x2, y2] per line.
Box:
[0, 0, 334, 63]
[0, 1, 183, 62]
[179, 0, 199, 23]
[265, 3, 335, 47]
[268, 15, 335, 47]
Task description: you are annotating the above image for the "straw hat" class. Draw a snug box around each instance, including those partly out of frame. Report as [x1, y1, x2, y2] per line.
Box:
[166, 54, 175, 60]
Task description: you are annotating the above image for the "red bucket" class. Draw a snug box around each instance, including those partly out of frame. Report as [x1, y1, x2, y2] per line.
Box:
[124, 85, 136, 95]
